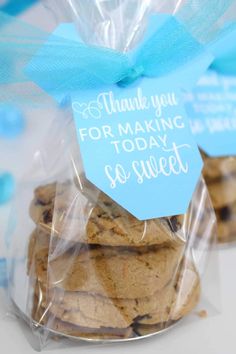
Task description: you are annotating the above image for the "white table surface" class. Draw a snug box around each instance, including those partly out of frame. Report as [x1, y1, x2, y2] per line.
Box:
[0, 3, 236, 353]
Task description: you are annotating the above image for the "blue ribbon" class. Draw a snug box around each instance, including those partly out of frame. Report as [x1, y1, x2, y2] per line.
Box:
[0, 1, 235, 105]
[210, 23, 236, 75]
[24, 14, 206, 94]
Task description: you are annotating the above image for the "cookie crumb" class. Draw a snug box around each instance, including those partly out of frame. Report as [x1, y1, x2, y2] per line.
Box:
[196, 310, 208, 318]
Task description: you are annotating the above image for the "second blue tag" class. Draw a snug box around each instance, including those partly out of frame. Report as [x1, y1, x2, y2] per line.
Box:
[185, 70, 236, 157]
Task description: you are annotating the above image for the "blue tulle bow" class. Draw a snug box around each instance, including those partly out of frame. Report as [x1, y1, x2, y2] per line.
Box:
[24, 14, 205, 97]
[0, 0, 235, 105]
[0, 12, 204, 104]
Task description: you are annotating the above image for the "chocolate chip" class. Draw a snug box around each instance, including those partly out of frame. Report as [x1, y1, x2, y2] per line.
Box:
[219, 206, 231, 221]
[43, 209, 53, 224]
[133, 314, 151, 323]
[168, 216, 180, 233]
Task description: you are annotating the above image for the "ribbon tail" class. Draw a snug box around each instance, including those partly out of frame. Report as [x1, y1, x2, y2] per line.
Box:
[0, 11, 56, 106]
[0, 12, 131, 106]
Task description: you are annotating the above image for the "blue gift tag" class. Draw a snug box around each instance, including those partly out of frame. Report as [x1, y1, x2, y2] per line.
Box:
[185, 70, 236, 157]
[72, 79, 203, 220]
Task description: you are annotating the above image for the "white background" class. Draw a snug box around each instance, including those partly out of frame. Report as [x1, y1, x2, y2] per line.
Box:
[0, 3, 236, 353]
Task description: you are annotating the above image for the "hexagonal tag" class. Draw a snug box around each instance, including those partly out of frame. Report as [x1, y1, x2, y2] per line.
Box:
[186, 70, 236, 157]
[72, 76, 203, 220]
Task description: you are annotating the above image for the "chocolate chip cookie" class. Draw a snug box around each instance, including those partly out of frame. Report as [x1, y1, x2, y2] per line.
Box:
[27, 180, 201, 340]
[31, 257, 200, 337]
[29, 181, 185, 247]
[202, 153, 236, 243]
[28, 229, 184, 299]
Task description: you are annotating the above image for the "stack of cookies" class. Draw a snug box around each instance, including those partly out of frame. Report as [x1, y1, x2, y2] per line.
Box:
[202, 154, 236, 243]
[27, 180, 201, 340]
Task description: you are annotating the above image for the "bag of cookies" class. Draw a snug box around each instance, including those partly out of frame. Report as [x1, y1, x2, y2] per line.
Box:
[185, 18, 236, 244]
[0, 0, 234, 349]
